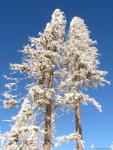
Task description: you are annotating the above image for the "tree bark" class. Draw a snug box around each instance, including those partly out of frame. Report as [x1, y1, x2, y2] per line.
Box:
[75, 103, 83, 150]
[43, 69, 53, 150]
[43, 101, 52, 150]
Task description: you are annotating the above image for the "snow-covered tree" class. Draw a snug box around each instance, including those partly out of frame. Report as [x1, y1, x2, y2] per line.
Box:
[62, 17, 109, 150]
[0, 9, 109, 150]
[0, 9, 68, 150]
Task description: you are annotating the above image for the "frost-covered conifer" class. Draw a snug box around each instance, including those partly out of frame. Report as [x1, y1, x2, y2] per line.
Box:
[0, 9, 109, 150]
[61, 17, 109, 150]
[0, 9, 67, 150]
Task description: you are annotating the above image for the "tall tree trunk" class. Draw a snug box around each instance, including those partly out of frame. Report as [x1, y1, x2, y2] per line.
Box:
[75, 103, 83, 150]
[43, 69, 53, 150]
[43, 101, 52, 150]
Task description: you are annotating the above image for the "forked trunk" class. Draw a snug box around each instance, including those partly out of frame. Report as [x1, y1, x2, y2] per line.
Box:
[43, 69, 53, 150]
[75, 103, 83, 150]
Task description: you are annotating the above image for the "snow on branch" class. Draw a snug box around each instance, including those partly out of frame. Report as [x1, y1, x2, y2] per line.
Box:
[54, 132, 83, 148]
[10, 64, 28, 73]
[3, 99, 18, 108]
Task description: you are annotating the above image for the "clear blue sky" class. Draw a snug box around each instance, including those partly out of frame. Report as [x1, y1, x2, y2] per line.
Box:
[0, 0, 113, 149]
